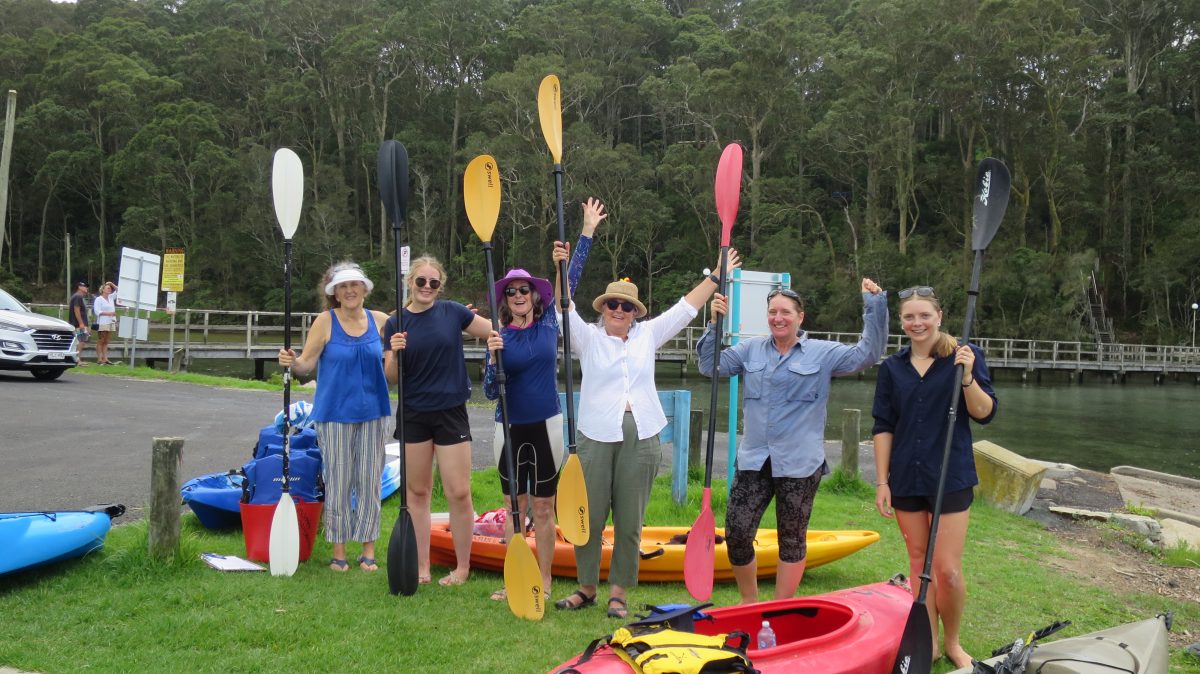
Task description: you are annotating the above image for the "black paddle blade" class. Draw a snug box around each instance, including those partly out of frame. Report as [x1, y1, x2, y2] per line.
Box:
[971, 157, 1010, 251]
[386, 508, 419, 596]
[891, 602, 933, 674]
[377, 140, 410, 228]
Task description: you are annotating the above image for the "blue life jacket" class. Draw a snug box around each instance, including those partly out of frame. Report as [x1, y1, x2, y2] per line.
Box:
[254, 425, 318, 460]
[242, 449, 323, 504]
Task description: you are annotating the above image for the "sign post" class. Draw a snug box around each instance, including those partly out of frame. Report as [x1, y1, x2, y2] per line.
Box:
[117, 247, 161, 369]
[161, 248, 184, 372]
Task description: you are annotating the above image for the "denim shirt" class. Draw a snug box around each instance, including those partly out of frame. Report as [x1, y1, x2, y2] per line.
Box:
[696, 292, 888, 478]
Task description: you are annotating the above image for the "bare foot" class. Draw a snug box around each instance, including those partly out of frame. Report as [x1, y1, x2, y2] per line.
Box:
[945, 644, 973, 669]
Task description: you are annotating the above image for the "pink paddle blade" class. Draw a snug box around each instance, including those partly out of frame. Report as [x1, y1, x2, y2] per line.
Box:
[714, 144, 743, 247]
[683, 487, 716, 601]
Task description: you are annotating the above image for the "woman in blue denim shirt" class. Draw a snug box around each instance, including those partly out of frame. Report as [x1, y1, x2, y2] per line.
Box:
[698, 279, 887, 604]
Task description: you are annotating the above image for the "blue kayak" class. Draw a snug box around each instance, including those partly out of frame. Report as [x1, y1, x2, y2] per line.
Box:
[182, 457, 401, 530]
[0, 505, 125, 577]
[180, 471, 245, 529]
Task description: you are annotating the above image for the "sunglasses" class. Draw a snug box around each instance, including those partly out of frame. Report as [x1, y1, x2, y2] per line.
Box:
[767, 288, 802, 302]
[605, 299, 637, 313]
[504, 285, 532, 297]
[898, 286, 935, 299]
[414, 277, 442, 289]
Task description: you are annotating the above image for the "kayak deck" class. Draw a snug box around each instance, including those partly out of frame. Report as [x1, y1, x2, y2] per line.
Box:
[429, 523, 879, 582]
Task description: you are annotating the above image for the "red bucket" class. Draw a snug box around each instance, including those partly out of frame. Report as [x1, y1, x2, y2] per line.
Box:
[240, 499, 323, 563]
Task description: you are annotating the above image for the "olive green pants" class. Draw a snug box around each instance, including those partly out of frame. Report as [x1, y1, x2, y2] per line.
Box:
[573, 412, 661, 588]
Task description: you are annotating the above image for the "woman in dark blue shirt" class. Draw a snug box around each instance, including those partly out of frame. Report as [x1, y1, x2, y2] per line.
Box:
[871, 286, 997, 669]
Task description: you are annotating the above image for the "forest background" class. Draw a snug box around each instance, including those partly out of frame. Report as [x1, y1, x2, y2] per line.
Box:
[0, 0, 1197, 344]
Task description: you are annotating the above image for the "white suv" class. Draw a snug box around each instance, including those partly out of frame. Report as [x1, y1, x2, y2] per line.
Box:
[0, 287, 81, 380]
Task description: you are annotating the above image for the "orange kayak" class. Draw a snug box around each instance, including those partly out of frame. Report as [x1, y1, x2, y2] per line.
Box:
[428, 523, 879, 582]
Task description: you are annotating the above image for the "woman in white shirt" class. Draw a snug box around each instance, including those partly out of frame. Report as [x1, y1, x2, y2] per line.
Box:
[92, 282, 118, 365]
[551, 240, 740, 618]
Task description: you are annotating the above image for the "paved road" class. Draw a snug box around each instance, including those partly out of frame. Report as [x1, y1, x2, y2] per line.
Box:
[1, 370, 743, 520]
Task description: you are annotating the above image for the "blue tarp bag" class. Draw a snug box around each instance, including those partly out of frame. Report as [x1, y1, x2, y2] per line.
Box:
[242, 449, 323, 504]
[254, 425, 318, 460]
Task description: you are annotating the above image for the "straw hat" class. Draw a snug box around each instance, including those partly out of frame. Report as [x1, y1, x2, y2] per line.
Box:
[592, 278, 647, 318]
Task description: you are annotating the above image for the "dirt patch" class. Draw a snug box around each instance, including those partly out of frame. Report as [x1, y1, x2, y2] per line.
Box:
[1039, 515, 1200, 648]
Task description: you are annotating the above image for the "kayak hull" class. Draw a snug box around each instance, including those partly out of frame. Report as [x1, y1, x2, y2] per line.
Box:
[548, 578, 913, 673]
[948, 614, 1171, 674]
[429, 523, 879, 582]
[0, 506, 124, 576]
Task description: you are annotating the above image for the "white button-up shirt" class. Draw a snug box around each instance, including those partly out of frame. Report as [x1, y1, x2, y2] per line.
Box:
[559, 298, 698, 442]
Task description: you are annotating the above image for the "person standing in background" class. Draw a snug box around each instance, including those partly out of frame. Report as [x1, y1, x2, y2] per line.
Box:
[92, 281, 118, 365]
[68, 281, 90, 362]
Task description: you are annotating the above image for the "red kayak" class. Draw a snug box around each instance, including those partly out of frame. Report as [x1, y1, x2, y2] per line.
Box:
[548, 576, 913, 674]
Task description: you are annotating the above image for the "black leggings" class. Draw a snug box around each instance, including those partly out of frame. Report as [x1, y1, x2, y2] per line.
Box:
[724, 458, 822, 566]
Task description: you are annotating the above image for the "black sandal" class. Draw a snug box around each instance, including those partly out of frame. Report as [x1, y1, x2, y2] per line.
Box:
[606, 596, 628, 619]
[554, 590, 596, 611]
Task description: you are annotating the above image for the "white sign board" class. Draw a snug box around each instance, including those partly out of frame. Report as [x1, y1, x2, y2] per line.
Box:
[118, 316, 150, 340]
[117, 247, 162, 311]
[727, 269, 791, 338]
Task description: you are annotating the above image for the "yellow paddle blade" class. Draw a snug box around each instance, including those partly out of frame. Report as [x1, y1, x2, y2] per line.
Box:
[464, 155, 501, 243]
[556, 454, 590, 545]
[504, 534, 545, 620]
[537, 75, 563, 163]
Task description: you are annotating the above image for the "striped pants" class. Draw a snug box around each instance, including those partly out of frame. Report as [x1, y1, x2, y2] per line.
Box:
[315, 418, 387, 544]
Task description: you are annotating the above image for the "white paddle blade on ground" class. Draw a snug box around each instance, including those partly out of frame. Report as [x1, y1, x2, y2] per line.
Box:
[268, 494, 300, 576]
[272, 148, 304, 239]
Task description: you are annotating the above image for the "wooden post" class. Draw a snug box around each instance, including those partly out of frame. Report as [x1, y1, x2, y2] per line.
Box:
[839, 409, 860, 478]
[688, 409, 703, 475]
[148, 437, 184, 561]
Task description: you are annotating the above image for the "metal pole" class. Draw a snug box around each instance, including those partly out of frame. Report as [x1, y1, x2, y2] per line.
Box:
[0, 90, 16, 267]
[1189, 302, 1198, 348]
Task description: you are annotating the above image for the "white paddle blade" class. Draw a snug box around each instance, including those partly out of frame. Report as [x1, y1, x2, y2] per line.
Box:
[272, 148, 304, 239]
[268, 495, 300, 576]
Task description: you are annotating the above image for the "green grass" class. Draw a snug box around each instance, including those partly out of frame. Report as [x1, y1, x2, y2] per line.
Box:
[75, 363, 282, 391]
[2, 471, 1197, 673]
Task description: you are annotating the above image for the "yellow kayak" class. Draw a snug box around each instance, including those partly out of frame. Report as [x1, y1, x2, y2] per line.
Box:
[428, 524, 879, 582]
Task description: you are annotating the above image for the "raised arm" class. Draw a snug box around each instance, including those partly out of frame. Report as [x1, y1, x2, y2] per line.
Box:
[683, 248, 741, 312]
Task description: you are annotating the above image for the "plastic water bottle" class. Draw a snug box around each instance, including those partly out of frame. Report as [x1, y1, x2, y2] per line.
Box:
[756, 620, 776, 649]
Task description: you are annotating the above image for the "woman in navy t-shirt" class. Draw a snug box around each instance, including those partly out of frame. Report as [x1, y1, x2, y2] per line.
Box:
[871, 286, 997, 668]
[384, 255, 494, 587]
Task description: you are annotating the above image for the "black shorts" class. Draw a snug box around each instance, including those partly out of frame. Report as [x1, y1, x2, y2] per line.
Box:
[498, 421, 560, 498]
[399, 404, 471, 446]
[891, 487, 974, 514]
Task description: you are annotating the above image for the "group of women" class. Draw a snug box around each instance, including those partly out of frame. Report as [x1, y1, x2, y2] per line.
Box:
[276, 198, 996, 668]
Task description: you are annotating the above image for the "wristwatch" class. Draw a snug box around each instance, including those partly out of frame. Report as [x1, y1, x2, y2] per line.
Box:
[706, 273, 720, 285]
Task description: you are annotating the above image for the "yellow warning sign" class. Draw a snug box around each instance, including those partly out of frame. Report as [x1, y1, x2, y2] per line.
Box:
[162, 247, 185, 292]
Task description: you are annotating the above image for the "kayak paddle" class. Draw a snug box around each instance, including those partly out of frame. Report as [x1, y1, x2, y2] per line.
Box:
[464, 154, 545, 620]
[538, 74, 589, 546]
[890, 157, 1010, 674]
[378, 139, 419, 596]
[268, 147, 303, 577]
[684, 142, 742, 602]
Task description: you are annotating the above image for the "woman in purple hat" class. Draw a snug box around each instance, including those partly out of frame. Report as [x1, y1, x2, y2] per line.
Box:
[482, 197, 605, 602]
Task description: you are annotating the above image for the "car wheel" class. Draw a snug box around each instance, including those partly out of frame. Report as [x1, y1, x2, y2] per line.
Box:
[30, 367, 65, 381]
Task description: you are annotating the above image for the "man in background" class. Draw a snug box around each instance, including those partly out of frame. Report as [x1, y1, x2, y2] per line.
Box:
[69, 281, 91, 363]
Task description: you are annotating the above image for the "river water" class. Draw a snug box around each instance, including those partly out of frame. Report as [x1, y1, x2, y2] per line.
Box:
[191, 360, 1199, 478]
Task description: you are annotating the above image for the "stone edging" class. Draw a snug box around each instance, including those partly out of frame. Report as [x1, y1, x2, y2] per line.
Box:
[1111, 465, 1200, 490]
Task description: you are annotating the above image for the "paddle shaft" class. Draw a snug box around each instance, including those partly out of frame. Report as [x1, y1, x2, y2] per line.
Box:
[915, 251, 983, 605]
[552, 165, 578, 456]
[391, 220, 408, 510]
[482, 244, 524, 533]
[281, 238, 293, 493]
[702, 246, 730, 485]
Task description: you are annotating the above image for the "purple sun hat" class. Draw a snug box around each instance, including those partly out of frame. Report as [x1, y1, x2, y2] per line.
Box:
[494, 268, 554, 305]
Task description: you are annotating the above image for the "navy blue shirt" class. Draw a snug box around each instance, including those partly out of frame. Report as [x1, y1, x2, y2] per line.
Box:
[871, 344, 998, 497]
[383, 300, 475, 412]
